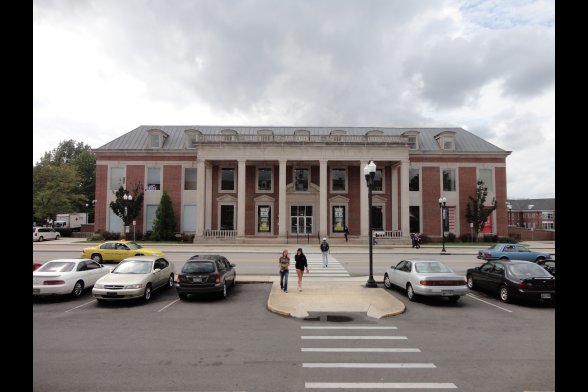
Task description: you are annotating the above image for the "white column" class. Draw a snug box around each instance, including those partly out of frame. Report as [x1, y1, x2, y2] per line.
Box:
[391, 163, 399, 230]
[320, 160, 328, 238]
[400, 159, 410, 238]
[359, 160, 369, 240]
[278, 160, 287, 238]
[205, 162, 212, 230]
[195, 159, 206, 238]
[237, 160, 246, 237]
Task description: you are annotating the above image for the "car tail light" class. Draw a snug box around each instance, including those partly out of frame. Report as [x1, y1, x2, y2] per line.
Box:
[215, 274, 220, 284]
[43, 280, 65, 285]
[483, 253, 491, 258]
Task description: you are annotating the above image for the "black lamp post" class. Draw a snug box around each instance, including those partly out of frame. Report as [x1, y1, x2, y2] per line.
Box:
[438, 197, 447, 253]
[364, 160, 378, 288]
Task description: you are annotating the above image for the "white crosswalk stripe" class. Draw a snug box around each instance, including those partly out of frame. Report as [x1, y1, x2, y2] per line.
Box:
[289, 253, 350, 277]
[300, 324, 458, 389]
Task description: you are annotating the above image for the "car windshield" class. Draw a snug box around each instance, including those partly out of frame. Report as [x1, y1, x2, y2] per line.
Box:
[37, 262, 75, 272]
[112, 260, 152, 274]
[488, 244, 501, 250]
[508, 263, 551, 277]
[415, 262, 452, 273]
[125, 242, 142, 250]
[182, 261, 215, 274]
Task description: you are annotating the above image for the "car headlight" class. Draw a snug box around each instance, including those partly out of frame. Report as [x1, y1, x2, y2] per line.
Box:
[123, 284, 144, 289]
[94, 283, 104, 289]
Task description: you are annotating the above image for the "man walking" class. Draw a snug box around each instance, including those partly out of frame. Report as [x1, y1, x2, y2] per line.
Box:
[320, 237, 330, 267]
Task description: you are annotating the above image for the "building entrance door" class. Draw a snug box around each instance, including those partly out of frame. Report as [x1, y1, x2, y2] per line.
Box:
[290, 205, 313, 234]
[220, 205, 235, 230]
[372, 205, 383, 231]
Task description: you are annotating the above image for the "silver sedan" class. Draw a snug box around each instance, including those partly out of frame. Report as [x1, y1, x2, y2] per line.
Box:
[383, 259, 467, 302]
[92, 256, 175, 303]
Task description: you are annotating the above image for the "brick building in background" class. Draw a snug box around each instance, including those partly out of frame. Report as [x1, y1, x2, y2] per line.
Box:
[93, 126, 511, 243]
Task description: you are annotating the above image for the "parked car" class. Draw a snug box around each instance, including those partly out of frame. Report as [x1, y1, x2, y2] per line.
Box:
[466, 260, 555, 303]
[175, 255, 237, 299]
[92, 256, 174, 302]
[383, 259, 467, 302]
[477, 244, 551, 262]
[33, 227, 60, 242]
[33, 259, 109, 297]
[81, 241, 164, 263]
[537, 259, 555, 277]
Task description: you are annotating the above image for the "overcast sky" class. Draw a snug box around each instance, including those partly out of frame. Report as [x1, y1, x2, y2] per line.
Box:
[33, 0, 554, 199]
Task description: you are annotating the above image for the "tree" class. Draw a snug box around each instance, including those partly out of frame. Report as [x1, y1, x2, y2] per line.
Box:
[33, 165, 86, 222]
[150, 191, 176, 241]
[466, 180, 497, 242]
[109, 184, 145, 236]
[33, 140, 96, 221]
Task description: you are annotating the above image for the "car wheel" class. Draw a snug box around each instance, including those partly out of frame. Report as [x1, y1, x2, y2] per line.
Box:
[499, 285, 510, 303]
[383, 274, 392, 289]
[91, 254, 103, 263]
[38, 236, 44, 242]
[143, 284, 152, 302]
[466, 275, 475, 290]
[448, 295, 460, 303]
[166, 274, 174, 289]
[71, 280, 84, 297]
[406, 283, 416, 301]
[178, 293, 188, 300]
[135, 253, 144, 256]
[55, 235, 60, 240]
[499, 256, 509, 260]
[536, 256, 545, 263]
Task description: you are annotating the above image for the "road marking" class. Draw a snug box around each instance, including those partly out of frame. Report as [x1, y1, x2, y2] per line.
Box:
[302, 335, 407, 340]
[157, 298, 180, 312]
[302, 348, 420, 352]
[64, 300, 96, 312]
[301, 326, 397, 330]
[303, 363, 436, 368]
[305, 382, 457, 389]
[466, 293, 513, 312]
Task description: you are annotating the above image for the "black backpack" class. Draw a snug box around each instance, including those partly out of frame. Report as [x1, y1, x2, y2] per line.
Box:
[320, 242, 329, 251]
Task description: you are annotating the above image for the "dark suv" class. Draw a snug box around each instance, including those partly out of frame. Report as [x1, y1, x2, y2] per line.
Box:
[175, 255, 236, 299]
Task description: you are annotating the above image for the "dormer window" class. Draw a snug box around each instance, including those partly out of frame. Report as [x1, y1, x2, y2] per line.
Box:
[434, 131, 456, 151]
[220, 129, 238, 142]
[330, 130, 346, 142]
[184, 129, 202, 148]
[257, 129, 274, 142]
[146, 128, 168, 149]
[402, 131, 419, 150]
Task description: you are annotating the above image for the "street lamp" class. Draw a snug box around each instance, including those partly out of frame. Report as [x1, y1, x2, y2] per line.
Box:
[123, 193, 133, 239]
[438, 197, 447, 253]
[364, 160, 378, 288]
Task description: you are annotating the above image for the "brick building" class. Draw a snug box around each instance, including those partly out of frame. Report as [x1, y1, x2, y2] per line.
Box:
[94, 126, 510, 243]
[506, 198, 555, 231]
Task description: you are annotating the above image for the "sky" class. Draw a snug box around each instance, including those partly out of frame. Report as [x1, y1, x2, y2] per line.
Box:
[33, 0, 555, 199]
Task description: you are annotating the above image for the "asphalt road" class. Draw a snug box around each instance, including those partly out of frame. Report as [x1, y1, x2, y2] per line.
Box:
[33, 280, 554, 391]
[33, 248, 485, 278]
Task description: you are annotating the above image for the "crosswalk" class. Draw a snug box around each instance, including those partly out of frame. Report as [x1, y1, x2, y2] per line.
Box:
[300, 324, 458, 390]
[289, 253, 350, 278]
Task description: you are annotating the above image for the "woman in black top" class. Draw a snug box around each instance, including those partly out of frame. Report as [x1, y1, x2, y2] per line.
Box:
[294, 248, 309, 292]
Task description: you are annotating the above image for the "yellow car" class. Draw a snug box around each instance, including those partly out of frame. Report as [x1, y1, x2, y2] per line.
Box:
[81, 241, 164, 263]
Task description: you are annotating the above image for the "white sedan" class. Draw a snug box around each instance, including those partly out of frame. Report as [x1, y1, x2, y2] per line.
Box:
[383, 259, 467, 302]
[33, 259, 110, 298]
[92, 256, 175, 303]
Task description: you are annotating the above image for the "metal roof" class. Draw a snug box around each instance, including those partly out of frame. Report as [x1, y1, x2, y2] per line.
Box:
[507, 198, 555, 211]
[97, 125, 507, 153]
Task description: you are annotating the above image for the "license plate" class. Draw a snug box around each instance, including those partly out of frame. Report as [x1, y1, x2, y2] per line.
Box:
[541, 293, 551, 299]
[33, 289, 40, 295]
[106, 292, 119, 297]
[191, 277, 202, 283]
[441, 290, 454, 296]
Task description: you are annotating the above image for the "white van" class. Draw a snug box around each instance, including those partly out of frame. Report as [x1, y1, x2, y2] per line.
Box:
[33, 227, 60, 242]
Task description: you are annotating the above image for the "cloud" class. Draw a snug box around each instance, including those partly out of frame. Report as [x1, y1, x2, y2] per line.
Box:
[33, 0, 554, 198]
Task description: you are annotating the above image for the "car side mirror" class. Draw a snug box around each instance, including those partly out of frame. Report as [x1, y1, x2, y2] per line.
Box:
[153, 268, 161, 273]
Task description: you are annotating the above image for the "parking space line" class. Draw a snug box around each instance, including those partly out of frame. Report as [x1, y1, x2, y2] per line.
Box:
[301, 326, 398, 330]
[466, 293, 513, 313]
[303, 363, 436, 368]
[157, 298, 180, 312]
[64, 300, 96, 313]
[305, 382, 457, 389]
[302, 348, 421, 352]
[302, 335, 407, 340]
